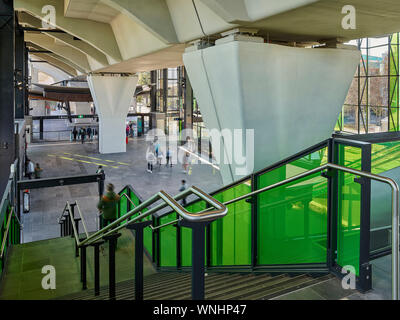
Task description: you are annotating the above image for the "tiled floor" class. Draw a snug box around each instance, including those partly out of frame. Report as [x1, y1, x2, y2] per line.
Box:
[274, 255, 394, 300]
[273, 277, 357, 300]
[23, 136, 223, 242]
[345, 255, 392, 300]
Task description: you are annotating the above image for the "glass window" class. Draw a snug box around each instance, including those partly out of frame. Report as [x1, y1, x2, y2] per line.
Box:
[340, 33, 400, 134]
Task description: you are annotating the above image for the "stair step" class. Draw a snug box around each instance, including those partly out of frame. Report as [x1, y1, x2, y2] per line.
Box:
[59, 271, 331, 301]
[207, 274, 290, 300]
[146, 274, 245, 300]
[227, 275, 313, 300]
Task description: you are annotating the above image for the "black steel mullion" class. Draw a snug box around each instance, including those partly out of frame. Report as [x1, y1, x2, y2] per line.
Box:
[206, 223, 211, 268]
[358, 143, 372, 292]
[329, 139, 339, 270]
[176, 213, 181, 269]
[251, 174, 258, 269]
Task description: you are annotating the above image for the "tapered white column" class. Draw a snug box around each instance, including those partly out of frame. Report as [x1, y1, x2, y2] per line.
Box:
[184, 37, 360, 185]
[87, 74, 138, 154]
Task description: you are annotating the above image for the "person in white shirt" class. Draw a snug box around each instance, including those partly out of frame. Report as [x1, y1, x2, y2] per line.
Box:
[146, 151, 157, 173]
[27, 160, 35, 180]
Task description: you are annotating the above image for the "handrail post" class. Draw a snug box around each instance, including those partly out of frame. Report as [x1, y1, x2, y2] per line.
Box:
[80, 240, 87, 290]
[74, 217, 81, 258]
[70, 204, 76, 238]
[59, 219, 64, 237]
[103, 233, 122, 300]
[90, 240, 105, 296]
[179, 220, 212, 300]
[63, 218, 67, 236]
[64, 210, 70, 236]
[127, 221, 152, 300]
[74, 217, 81, 240]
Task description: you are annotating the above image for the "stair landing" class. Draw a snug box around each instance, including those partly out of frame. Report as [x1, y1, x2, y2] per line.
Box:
[0, 229, 155, 300]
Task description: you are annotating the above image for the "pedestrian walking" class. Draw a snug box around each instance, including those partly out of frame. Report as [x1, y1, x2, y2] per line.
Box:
[157, 151, 163, 168]
[182, 151, 190, 174]
[97, 183, 120, 227]
[179, 180, 188, 207]
[80, 127, 86, 144]
[87, 126, 92, 141]
[146, 150, 157, 173]
[96, 165, 105, 197]
[27, 159, 35, 179]
[72, 126, 78, 142]
[166, 148, 173, 167]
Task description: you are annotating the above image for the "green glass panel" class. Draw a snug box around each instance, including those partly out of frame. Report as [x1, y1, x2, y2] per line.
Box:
[128, 189, 142, 221]
[159, 214, 177, 267]
[181, 200, 206, 267]
[119, 192, 128, 218]
[257, 148, 328, 265]
[371, 141, 400, 174]
[210, 181, 252, 266]
[181, 227, 192, 267]
[336, 146, 361, 276]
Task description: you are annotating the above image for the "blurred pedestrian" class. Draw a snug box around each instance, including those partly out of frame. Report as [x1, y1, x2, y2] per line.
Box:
[80, 127, 86, 144]
[27, 159, 35, 180]
[146, 150, 157, 173]
[72, 126, 78, 142]
[182, 151, 190, 174]
[96, 165, 105, 197]
[166, 148, 172, 167]
[179, 180, 188, 207]
[97, 183, 120, 226]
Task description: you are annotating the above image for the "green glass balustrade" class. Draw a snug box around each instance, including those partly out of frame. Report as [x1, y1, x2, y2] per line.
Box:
[159, 214, 178, 267]
[335, 145, 362, 276]
[210, 182, 252, 266]
[257, 148, 328, 265]
[120, 138, 400, 275]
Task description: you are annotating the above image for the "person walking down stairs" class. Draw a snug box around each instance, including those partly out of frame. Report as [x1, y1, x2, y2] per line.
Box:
[97, 183, 120, 227]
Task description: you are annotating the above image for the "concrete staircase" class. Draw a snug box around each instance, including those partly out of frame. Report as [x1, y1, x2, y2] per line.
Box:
[58, 271, 333, 300]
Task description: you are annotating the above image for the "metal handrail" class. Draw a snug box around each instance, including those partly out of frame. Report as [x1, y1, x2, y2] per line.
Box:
[0, 207, 23, 259]
[120, 193, 137, 208]
[78, 186, 227, 248]
[66, 201, 82, 246]
[75, 202, 89, 238]
[150, 217, 183, 231]
[58, 203, 69, 222]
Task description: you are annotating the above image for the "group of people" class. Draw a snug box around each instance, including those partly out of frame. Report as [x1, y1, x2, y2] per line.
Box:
[146, 136, 174, 173]
[145, 136, 192, 174]
[71, 126, 96, 144]
[25, 158, 42, 179]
